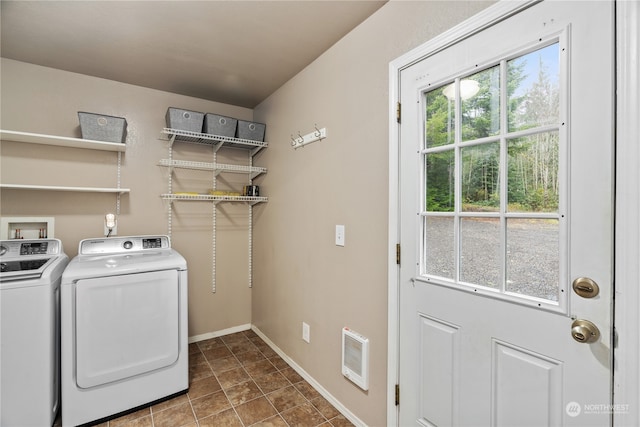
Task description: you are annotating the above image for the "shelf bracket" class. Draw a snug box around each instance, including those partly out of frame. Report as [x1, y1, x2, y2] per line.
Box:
[250, 145, 265, 157]
[212, 140, 225, 153]
[167, 133, 177, 148]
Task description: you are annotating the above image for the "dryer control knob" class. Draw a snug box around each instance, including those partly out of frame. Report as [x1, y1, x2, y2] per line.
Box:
[123, 241, 133, 250]
[0, 245, 6, 256]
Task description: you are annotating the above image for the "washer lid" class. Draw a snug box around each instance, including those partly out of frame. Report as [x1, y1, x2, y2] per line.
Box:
[0, 239, 66, 283]
[0, 257, 52, 281]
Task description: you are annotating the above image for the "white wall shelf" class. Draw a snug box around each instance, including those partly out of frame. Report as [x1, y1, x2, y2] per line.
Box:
[161, 128, 267, 156]
[1, 129, 127, 214]
[160, 125, 267, 293]
[158, 159, 267, 179]
[160, 193, 266, 206]
[1, 184, 130, 194]
[1, 129, 127, 152]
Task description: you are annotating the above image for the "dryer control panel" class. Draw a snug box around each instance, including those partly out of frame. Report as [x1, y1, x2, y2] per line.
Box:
[79, 236, 171, 255]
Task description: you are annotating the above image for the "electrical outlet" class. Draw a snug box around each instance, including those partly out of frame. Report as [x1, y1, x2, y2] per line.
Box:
[302, 322, 310, 343]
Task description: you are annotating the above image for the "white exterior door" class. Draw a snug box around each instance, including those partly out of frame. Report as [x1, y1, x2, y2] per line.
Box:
[398, 1, 614, 425]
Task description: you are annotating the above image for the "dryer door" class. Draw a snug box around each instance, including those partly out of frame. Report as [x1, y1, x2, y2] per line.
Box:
[75, 270, 180, 389]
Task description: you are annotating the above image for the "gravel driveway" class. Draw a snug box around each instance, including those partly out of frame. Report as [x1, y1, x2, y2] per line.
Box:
[424, 216, 559, 301]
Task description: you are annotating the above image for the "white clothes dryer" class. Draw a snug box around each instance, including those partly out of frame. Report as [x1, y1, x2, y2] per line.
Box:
[0, 239, 69, 427]
[60, 235, 188, 427]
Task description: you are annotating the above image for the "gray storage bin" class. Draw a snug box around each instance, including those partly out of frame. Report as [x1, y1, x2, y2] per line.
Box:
[78, 112, 127, 143]
[236, 120, 266, 142]
[165, 107, 205, 133]
[203, 113, 237, 138]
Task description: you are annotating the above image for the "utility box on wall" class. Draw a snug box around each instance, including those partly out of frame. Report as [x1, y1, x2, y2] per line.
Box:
[0, 217, 55, 239]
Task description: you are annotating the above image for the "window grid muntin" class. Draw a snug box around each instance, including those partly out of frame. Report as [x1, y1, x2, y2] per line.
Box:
[419, 38, 566, 311]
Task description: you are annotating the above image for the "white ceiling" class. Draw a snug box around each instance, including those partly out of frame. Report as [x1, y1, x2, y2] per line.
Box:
[0, 0, 387, 108]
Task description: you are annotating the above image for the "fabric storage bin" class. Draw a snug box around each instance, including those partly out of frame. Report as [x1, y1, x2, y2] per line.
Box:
[236, 120, 266, 142]
[203, 113, 237, 138]
[165, 107, 205, 133]
[78, 112, 127, 143]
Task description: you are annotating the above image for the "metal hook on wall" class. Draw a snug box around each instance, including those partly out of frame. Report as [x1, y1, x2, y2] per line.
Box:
[290, 125, 328, 149]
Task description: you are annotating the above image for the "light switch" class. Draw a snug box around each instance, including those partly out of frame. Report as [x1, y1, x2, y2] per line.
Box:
[336, 225, 345, 246]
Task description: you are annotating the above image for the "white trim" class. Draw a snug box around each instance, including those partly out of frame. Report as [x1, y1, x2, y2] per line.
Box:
[614, 0, 640, 425]
[188, 323, 251, 344]
[251, 325, 367, 427]
[389, 1, 538, 73]
[387, 58, 401, 427]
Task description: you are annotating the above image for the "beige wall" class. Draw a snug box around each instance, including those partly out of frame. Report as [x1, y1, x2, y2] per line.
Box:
[0, 58, 256, 337]
[252, 1, 494, 425]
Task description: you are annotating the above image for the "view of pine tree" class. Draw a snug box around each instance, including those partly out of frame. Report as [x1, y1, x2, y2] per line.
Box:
[507, 43, 560, 212]
[425, 86, 455, 211]
[424, 43, 560, 213]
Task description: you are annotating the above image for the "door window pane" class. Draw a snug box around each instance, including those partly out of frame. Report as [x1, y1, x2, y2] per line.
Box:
[506, 218, 559, 301]
[426, 150, 455, 212]
[461, 66, 500, 141]
[421, 41, 563, 307]
[460, 218, 501, 288]
[425, 85, 455, 148]
[424, 216, 455, 279]
[508, 43, 560, 132]
[461, 142, 500, 212]
[507, 132, 559, 213]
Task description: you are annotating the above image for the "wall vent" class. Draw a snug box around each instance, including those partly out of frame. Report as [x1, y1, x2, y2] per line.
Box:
[342, 327, 369, 390]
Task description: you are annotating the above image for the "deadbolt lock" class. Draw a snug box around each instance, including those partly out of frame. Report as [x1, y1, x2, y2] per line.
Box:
[571, 319, 600, 344]
[572, 277, 600, 298]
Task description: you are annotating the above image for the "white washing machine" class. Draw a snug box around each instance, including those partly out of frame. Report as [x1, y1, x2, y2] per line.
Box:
[0, 239, 69, 427]
[61, 235, 188, 426]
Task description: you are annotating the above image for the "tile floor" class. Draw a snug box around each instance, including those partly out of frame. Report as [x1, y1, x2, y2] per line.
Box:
[58, 330, 354, 427]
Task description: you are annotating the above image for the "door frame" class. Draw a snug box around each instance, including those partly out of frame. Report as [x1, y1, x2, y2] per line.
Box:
[387, 1, 640, 425]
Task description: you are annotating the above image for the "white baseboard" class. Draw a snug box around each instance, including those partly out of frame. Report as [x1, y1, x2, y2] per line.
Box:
[188, 323, 251, 344]
[251, 325, 367, 427]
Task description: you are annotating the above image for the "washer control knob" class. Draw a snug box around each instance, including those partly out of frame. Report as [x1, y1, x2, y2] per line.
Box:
[0, 245, 6, 256]
[123, 241, 133, 250]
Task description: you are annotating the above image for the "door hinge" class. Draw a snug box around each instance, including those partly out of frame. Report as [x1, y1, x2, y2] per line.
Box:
[396, 243, 401, 265]
[396, 102, 401, 124]
[395, 384, 400, 406]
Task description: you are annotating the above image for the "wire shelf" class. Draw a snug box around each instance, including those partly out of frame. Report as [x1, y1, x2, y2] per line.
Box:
[158, 159, 266, 178]
[162, 128, 267, 153]
[161, 193, 267, 206]
[161, 125, 267, 293]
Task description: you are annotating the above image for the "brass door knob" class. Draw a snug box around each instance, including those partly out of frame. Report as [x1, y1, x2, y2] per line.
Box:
[571, 319, 600, 343]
